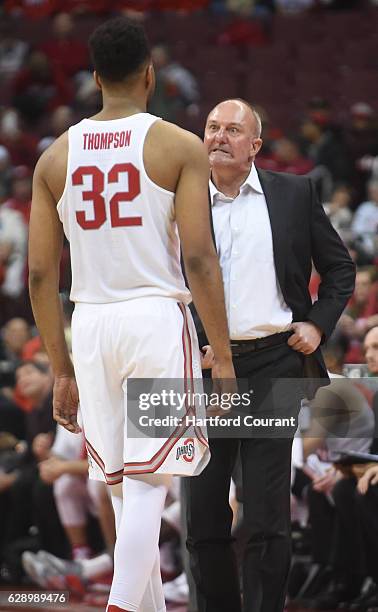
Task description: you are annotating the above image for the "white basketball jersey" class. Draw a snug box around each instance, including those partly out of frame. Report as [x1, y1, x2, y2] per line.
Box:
[57, 113, 191, 305]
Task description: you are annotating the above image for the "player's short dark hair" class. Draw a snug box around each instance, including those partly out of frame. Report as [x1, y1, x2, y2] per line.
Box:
[89, 17, 150, 83]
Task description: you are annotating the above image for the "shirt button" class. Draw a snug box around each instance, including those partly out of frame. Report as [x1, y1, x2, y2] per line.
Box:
[233, 250, 238, 256]
[232, 304, 236, 309]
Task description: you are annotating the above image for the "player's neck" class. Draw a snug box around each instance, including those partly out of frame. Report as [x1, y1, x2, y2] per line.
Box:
[96, 91, 147, 121]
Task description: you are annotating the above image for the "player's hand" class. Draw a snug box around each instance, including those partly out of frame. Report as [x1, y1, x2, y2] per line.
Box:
[357, 465, 378, 494]
[288, 322, 322, 355]
[200, 345, 215, 369]
[53, 375, 81, 434]
[208, 359, 237, 417]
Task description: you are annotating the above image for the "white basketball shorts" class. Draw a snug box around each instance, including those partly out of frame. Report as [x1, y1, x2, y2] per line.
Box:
[71, 297, 210, 484]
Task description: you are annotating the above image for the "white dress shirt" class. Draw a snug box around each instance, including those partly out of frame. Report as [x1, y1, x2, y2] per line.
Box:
[210, 164, 292, 340]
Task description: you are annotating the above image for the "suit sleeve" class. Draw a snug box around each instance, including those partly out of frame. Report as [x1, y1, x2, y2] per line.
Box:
[306, 177, 356, 340]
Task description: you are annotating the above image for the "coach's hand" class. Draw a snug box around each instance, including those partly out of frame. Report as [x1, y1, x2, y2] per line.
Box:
[53, 375, 81, 434]
[288, 322, 322, 355]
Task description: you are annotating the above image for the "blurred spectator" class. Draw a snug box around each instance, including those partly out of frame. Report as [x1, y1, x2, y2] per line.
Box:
[293, 335, 375, 608]
[223, 0, 255, 15]
[151, 45, 200, 107]
[301, 117, 350, 184]
[37, 106, 75, 155]
[345, 103, 378, 205]
[339, 267, 378, 363]
[351, 179, 378, 256]
[0, 318, 30, 364]
[323, 185, 353, 234]
[38, 13, 89, 80]
[0, 108, 38, 168]
[74, 71, 102, 115]
[345, 267, 378, 337]
[11, 51, 73, 124]
[0, 199, 27, 320]
[257, 137, 314, 174]
[0, 146, 12, 200]
[4, 165, 32, 225]
[39, 425, 98, 562]
[345, 236, 375, 267]
[14, 361, 55, 442]
[306, 97, 333, 127]
[0, 30, 28, 80]
[364, 326, 378, 376]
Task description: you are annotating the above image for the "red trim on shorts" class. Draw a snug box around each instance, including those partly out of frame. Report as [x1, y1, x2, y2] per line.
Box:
[179, 303, 208, 446]
[195, 425, 210, 448]
[181, 303, 194, 392]
[85, 438, 124, 485]
[123, 303, 195, 475]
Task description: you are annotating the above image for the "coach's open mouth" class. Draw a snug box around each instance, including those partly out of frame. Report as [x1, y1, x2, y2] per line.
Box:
[211, 148, 232, 156]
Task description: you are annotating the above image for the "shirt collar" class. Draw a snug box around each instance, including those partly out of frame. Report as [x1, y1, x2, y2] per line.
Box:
[209, 163, 264, 206]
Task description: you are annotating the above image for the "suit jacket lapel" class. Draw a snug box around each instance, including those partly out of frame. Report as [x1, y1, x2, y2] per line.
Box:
[257, 168, 288, 294]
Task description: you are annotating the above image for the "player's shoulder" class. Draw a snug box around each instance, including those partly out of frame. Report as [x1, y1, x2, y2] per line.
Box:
[33, 131, 69, 202]
[34, 131, 69, 179]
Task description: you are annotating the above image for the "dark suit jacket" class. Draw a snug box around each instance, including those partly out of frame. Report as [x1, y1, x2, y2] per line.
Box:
[191, 168, 356, 392]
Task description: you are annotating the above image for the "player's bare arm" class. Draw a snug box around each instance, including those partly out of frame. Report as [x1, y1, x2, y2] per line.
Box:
[29, 134, 81, 434]
[168, 126, 234, 380]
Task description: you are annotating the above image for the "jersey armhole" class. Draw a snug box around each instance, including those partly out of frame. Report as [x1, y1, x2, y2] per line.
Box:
[56, 127, 72, 217]
[139, 118, 175, 197]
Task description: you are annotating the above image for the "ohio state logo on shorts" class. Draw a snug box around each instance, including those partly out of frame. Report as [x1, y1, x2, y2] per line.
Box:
[176, 438, 195, 463]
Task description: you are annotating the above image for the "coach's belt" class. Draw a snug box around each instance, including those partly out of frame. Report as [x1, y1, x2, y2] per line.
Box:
[230, 331, 292, 355]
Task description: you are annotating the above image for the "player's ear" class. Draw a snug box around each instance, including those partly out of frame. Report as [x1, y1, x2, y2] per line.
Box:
[93, 71, 102, 91]
[145, 63, 156, 98]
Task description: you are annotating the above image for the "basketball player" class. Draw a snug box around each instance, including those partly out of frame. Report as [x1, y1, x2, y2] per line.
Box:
[28, 17, 235, 612]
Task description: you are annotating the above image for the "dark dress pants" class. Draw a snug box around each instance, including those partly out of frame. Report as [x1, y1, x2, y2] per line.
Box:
[185, 342, 304, 612]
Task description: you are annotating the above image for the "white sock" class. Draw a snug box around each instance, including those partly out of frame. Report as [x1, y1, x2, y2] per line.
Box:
[107, 474, 171, 612]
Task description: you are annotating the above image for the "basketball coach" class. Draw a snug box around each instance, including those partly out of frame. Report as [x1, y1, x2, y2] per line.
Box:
[185, 99, 356, 612]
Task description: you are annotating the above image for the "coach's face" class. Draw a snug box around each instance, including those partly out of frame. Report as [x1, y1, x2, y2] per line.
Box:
[204, 100, 262, 173]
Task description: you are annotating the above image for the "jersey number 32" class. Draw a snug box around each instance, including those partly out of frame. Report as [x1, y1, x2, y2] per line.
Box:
[72, 163, 141, 230]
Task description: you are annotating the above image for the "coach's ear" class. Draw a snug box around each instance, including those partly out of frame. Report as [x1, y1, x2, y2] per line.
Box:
[250, 137, 263, 158]
[93, 71, 102, 91]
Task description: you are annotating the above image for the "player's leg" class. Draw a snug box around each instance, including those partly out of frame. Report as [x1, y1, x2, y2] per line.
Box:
[107, 473, 171, 611]
[110, 483, 165, 612]
[71, 303, 126, 484]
